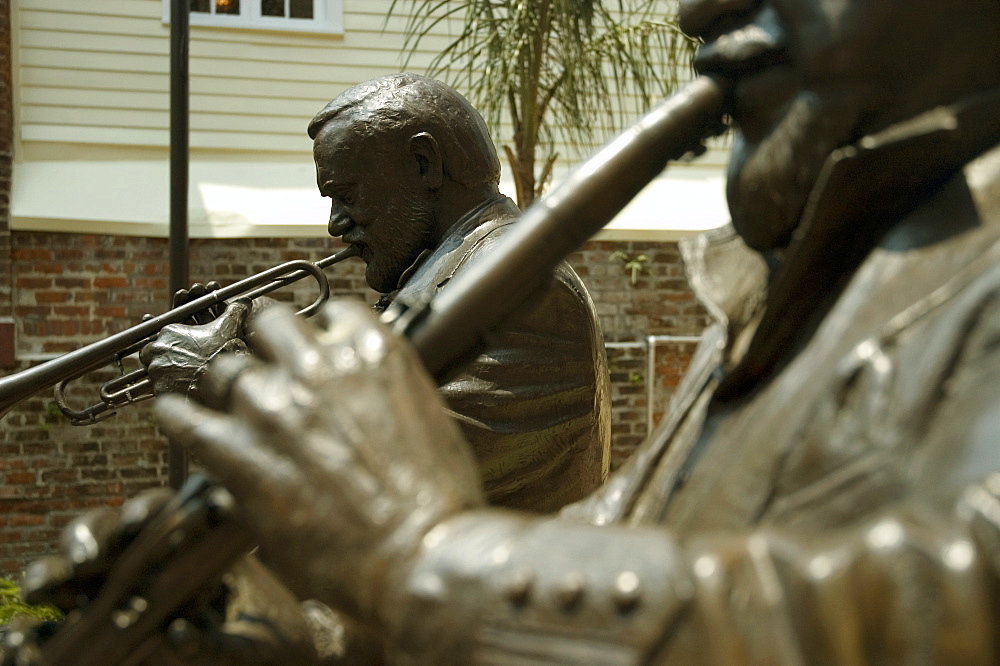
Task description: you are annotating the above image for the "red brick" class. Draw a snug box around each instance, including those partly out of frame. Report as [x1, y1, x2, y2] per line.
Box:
[15, 277, 51, 288]
[5, 471, 36, 484]
[12, 248, 51, 261]
[0, 531, 24, 544]
[34, 291, 68, 303]
[9, 514, 44, 527]
[94, 305, 127, 318]
[53, 277, 89, 288]
[93, 277, 127, 289]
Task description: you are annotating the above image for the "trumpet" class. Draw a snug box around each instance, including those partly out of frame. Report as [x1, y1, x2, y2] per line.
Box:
[0, 245, 361, 425]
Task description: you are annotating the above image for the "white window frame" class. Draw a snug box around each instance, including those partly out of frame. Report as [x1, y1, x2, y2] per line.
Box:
[163, 0, 344, 35]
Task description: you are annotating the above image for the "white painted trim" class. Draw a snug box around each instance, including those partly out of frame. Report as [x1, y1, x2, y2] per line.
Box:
[162, 0, 344, 35]
[11, 160, 728, 241]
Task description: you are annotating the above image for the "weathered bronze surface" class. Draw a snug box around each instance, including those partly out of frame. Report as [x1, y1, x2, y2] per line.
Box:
[143, 73, 612, 511]
[8, 0, 1000, 662]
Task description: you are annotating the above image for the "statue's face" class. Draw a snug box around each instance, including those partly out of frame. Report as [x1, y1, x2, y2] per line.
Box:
[314, 119, 437, 293]
[681, 0, 995, 251]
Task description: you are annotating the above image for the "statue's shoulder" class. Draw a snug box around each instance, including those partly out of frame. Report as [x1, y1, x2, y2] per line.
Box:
[396, 198, 519, 299]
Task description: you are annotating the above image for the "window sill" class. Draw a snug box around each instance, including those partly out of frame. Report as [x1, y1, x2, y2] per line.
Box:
[183, 16, 344, 36]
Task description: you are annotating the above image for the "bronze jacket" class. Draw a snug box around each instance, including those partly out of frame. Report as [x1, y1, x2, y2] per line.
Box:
[387, 196, 611, 513]
[382, 91, 1000, 663]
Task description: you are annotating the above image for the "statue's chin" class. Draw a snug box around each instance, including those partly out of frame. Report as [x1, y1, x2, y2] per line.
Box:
[366, 263, 398, 294]
[725, 138, 801, 253]
[725, 92, 858, 254]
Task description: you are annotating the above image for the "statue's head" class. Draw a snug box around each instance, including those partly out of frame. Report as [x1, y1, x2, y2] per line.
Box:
[680, 0, 1000, 252]
[309, 74, 502, 293]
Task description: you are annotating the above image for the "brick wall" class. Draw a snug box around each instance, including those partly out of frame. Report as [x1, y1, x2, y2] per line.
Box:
[1, 234, 377, 575]
[0, 232, 708, 574]
[604, 340, 701, 468]
[567, 241, 710, 468]
[569, 241, 708, 340]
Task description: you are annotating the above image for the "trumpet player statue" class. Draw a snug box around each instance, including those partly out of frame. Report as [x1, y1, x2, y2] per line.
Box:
[142, 73, 611, 513]
[12, 0, 1000, 662]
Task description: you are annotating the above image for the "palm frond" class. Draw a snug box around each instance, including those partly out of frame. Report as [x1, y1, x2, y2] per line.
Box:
[386, 0, 697, 205]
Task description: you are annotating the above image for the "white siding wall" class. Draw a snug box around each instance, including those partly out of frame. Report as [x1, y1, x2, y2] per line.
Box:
[17, 0, 446, 152]
[12, 0, 730, 237]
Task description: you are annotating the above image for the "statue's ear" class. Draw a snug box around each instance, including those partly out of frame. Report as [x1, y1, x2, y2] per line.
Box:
[410, 132, 443, 190]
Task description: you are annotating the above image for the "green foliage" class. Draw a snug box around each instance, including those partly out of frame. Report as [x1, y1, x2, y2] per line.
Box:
[387, 0, 697, 207]
[0, 578, 63, 625]
[611, 250, 650, 285]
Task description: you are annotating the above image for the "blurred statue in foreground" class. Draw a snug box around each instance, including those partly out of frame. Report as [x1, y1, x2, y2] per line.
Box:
[10, 0, 1000, 662]
[142, 73, 611, 512]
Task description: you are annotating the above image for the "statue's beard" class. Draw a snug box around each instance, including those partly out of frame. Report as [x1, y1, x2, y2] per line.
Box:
[366, 189, 437, 294]
[727, 91, 859, 253]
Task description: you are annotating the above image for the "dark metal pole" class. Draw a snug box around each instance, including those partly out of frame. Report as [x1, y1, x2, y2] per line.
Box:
[168, 0, 189, 488]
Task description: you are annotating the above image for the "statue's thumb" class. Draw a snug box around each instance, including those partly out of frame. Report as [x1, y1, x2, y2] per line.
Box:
[214, 298, 251, 340]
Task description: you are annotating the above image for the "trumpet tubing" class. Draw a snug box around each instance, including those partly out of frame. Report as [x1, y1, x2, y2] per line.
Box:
[0, 245, 361, 425]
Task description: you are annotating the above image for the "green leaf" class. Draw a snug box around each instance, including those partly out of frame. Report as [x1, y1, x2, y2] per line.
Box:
[0, 578, 63, 624]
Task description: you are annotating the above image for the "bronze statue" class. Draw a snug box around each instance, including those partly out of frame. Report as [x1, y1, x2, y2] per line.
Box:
[142, 73, 611, 512]
[8, 0, 1000, 662]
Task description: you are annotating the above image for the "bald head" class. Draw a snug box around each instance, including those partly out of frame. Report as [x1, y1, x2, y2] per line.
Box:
[309, 73, 501, 190]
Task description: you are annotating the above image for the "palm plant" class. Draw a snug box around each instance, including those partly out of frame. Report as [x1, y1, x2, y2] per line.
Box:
[387, 0, 697, 207]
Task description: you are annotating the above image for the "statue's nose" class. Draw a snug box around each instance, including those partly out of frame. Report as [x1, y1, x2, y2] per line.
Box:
[328, 212, 353, 237]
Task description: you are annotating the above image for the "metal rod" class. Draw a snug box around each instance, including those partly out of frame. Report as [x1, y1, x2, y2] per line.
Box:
[169, 0, 190, 489]
[605, 336, 702, 433]
[646, 335, 657, 433]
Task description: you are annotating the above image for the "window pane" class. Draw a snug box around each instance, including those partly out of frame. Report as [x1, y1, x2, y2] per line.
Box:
[290, 0, 313, 19]
[190, 0, 210, 12]
[262, 0, 285, 16]
[215, 0, 240, 14]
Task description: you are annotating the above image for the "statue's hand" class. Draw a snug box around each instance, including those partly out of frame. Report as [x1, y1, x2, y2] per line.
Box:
[155, 300, 486, 622]
[173, 280, 227, 324]
[6, 490, 317, 666]
[140, 299, 251, 399]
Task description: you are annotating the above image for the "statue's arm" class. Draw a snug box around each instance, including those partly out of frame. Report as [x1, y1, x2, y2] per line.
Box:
[152, 294, 1000, 664]
[437, 261, 609, 510]
[377, 481, 1000, 664]
[378, 270, 1000, 664]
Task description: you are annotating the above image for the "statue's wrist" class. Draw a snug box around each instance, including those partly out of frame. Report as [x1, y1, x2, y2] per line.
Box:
[376, 511, 693, 663]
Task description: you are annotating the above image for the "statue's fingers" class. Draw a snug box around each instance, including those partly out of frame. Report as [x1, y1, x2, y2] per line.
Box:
[205, 281, 226, 319]
[138, 333, 176, 368]
[213, 299, 251, 341]
[182, 283, 216, 324]
[60, 508, 119, 573]
[187, 283, 208, 300]
[20, 509, 122, 611]
[172, 287, 191, 310]
[21, 554, 76, 610]
[119, 487, 174, 537]
[155, 395, 288, 508]
[243, 305, 325, 377]
[199, 352, 256, 412]
[138, 339, 156, 367]
[312, 299, 394, 371]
